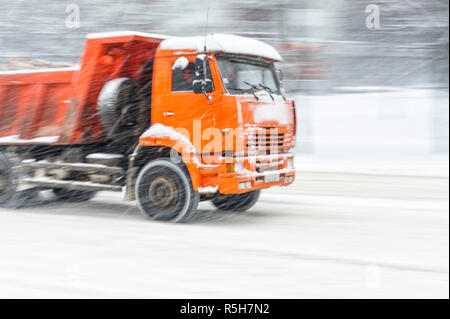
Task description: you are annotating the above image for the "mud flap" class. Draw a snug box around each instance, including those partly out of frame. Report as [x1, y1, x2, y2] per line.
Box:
[124, 166, 138, 201]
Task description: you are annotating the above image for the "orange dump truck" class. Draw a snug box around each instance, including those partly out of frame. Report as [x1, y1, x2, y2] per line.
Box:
[0, 31, 296, 222]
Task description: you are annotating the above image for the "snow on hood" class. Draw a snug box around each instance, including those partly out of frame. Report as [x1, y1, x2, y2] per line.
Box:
[252, 91, 293, 125]
[160, 33, 282, 62]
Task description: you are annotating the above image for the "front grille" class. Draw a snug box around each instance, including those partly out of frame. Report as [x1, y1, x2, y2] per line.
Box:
[245, 127, 292, 155]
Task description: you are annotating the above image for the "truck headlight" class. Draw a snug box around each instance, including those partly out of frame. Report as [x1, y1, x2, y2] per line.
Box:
[227, 162, 244, 173]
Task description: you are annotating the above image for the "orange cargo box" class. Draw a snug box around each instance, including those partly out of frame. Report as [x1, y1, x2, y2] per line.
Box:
[0, 32, 166, 145]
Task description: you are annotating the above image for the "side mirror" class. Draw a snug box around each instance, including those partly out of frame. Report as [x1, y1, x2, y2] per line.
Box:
[193, 55, 214, 94]
[193, 80, 203, 94]
[193, 79, 213, 94]
[274, 68, 285, 93]
[275, 68, 283, 82]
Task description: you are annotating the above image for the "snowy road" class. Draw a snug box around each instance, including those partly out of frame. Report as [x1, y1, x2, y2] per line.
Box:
[0, 169, 448, 298]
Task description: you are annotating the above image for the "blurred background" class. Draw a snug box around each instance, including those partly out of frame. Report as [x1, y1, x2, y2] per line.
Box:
[0, 0, 448, 163]
[0, 1, 448, 298]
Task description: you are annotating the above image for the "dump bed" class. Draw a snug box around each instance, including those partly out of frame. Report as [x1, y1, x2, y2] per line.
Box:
[0, 31, 167, 146]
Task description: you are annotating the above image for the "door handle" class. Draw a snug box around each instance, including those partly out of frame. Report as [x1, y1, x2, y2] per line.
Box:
[163, 112, 175, 116]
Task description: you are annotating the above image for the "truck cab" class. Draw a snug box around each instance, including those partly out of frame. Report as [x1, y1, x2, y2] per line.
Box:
[143, 34, 296, 192]
[0, 32, 296, 222]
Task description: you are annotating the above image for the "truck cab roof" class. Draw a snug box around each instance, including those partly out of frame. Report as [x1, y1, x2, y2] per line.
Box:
[159, 33, 282, 62]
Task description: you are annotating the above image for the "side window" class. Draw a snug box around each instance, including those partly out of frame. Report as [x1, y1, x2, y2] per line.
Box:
[172, 62, 195, 92]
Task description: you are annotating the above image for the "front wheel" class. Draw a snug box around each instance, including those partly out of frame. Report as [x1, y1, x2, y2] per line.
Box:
[135, 158, 199, 222]
[211, 190, 261, 212]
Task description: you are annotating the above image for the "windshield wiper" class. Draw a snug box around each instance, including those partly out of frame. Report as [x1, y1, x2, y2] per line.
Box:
[257, 83, 275, 101]
[243, 82, 260, 101]
[258, 83, 286, 101]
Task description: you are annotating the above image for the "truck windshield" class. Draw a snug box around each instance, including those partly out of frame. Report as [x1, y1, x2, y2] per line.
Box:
[216, 55, 280, 95]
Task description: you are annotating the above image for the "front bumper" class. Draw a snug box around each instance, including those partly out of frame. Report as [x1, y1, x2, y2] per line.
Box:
[198, 154, 295, 194]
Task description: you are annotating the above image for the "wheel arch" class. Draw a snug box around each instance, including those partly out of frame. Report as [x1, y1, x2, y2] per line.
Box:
[125, 145, 201, 201]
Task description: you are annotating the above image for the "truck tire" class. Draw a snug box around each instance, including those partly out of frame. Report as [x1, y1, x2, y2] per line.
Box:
[211, 190, 261, 212]
[135, 158, 199, 222]
[0, 152, 16, 207]
[97, 78, 143, 140]
[52, 188, 97, 202]
[0, 152, 37, 208]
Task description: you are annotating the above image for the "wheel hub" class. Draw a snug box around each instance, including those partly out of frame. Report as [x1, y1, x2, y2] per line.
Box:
[148, 176, 178, 210]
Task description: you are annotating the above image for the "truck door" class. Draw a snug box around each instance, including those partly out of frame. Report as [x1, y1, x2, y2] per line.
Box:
[155, 55, 219, 158]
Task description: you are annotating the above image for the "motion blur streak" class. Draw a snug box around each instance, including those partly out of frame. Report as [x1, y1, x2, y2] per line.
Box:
[0, 0, 448, 298]
[0, 165, 448, 298]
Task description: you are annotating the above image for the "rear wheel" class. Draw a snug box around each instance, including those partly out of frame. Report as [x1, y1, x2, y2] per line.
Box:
[211, 190, 261, 212]
[0, 152, 37, 208]
[0, 152, 15, 207]
[52, 188, 97, 202]
[135, 158, 199, 222]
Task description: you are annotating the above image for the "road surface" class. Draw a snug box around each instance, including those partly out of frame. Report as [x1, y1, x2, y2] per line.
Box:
[0, 169, 448, 298]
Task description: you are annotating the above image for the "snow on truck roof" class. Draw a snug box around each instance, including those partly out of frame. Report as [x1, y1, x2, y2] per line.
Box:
[160, 33, 282, 61]
[86, 31, 170, 40]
